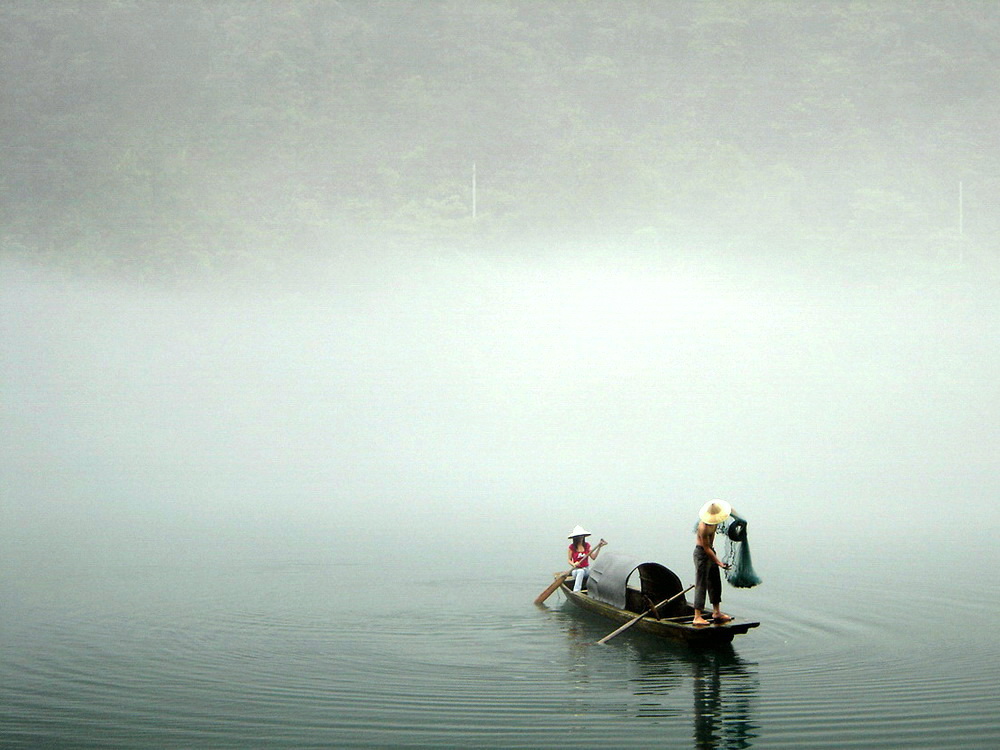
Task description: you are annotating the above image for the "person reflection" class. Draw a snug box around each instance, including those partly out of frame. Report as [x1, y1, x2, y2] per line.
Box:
[691, 647, 758, 749]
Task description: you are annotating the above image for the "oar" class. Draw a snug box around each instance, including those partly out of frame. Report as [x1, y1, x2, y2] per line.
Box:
[534, 570, 573, 605]
[596, 585, 695, 644]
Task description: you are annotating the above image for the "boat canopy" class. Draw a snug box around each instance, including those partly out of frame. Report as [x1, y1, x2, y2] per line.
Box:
[587, 551, 687, 615]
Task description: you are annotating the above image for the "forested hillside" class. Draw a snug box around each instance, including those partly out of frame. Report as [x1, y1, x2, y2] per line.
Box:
[2, 1, 998, 276]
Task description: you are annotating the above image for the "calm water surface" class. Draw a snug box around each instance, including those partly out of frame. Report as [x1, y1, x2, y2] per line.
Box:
[2, 540, 997, 749]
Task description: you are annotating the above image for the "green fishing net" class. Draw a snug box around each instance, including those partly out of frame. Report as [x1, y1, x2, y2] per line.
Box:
[720, 514, 762, 588]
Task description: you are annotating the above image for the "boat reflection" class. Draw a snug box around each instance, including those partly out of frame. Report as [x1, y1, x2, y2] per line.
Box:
[557, 612, 759, 748]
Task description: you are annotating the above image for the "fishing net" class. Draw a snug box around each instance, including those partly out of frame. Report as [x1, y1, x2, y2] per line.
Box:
[720, 514, 762, 588]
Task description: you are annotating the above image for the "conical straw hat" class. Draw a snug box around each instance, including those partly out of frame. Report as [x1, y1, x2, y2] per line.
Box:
[699, 500, 732, 525]
[567, 525, 591, 538]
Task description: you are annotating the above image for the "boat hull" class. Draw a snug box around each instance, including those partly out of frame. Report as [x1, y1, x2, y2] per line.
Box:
[561, 584, 759, 645]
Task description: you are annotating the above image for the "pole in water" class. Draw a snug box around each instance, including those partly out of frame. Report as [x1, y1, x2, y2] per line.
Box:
[959, 180, 963, 236]
[959, 180, 964, 265]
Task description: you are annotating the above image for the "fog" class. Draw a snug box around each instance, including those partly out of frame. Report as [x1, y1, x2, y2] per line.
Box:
[3, 253, 997, 580]
[4, 2, 999, 582]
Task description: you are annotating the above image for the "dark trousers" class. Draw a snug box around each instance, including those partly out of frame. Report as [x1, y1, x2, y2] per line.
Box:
[693, 546, 721, 610]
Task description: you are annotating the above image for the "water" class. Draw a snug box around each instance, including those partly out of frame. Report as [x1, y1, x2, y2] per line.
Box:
[3, 257, 998, 747]
[3, 538, 997, 749]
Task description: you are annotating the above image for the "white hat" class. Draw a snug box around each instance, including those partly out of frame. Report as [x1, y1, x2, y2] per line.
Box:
[567, 525, 591, 538]
[699, 500, 732, 525]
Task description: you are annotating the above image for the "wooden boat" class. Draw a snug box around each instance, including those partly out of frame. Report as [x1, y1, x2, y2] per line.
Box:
[559, 552, 759, 646]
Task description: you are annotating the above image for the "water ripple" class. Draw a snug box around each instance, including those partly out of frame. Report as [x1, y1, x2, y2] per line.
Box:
[2, 565, 997, 748]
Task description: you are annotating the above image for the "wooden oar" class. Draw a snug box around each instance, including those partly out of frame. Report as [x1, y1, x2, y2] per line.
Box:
[534, 570, 573, 604]
[596, 584, 695, 644]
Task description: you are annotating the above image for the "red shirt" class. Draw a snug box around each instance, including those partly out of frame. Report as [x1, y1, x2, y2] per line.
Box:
[569, 542, 592, 568]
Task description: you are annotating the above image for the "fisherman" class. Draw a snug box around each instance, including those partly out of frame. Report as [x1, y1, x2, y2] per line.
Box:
[692, 500, 734, 626]
[567, 525, 607, 592]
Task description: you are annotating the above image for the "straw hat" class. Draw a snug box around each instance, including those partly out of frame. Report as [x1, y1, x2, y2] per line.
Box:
[699, 500, 732, 525]
[567, 525, 591, 539]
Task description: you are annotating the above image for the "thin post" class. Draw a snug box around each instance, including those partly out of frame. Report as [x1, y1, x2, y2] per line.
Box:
[959, 181, 964, 265]
[959, 181, 963, 236]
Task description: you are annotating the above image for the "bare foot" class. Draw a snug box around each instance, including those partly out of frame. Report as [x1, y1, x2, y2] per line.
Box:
[713, 613, 733, 623]
[692, 616, 710, 626]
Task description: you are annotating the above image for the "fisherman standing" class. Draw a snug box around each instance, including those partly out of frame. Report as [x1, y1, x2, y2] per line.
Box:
[692, 500, 734, 626]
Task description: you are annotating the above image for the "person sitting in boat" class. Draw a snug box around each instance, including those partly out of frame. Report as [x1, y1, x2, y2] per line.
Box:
[693, 500, 734, 626]
[567, 526, 607, 592]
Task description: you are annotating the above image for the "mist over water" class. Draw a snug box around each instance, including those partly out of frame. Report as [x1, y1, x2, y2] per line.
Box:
[3, 251, 999, 748]
[4, 2, 999, 744]
[3, 252, 996, 570]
